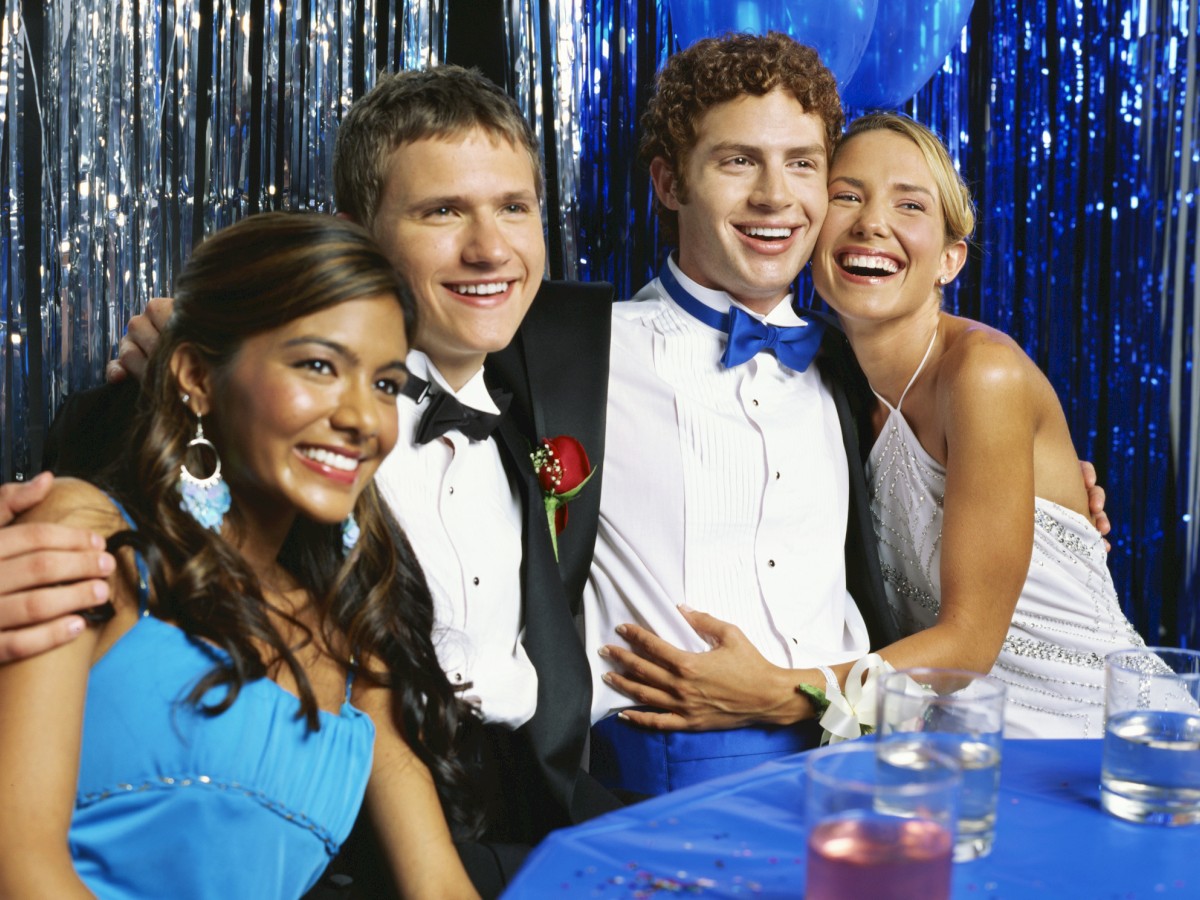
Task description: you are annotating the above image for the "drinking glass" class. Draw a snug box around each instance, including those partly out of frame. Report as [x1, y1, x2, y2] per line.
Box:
[804, 741, 960, 900]
[1101, 646, 1200, 825]
[876, 667, 1006, 861]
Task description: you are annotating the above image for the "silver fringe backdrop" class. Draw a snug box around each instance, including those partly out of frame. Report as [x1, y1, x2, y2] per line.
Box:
[0, 0, 1196, 644]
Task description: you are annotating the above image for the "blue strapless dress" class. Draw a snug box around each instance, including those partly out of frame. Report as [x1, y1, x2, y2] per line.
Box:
[69, 506, 375, 899]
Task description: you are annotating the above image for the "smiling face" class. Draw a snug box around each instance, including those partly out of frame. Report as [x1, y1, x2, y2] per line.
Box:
[192, 296, 409, 538]
[369, 128, 545, 389]
[653, 89, 829, 315]
[812, 129, 967, 328]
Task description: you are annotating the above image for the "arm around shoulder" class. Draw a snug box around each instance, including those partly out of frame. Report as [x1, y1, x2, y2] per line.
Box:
[0, 474, 115, 663]
[0, 482, 115, 896]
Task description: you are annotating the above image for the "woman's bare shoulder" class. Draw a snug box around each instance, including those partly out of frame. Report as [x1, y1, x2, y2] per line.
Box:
[939, 316, 1039, 393]
[15, 477, 126, 536]
[932, 316, 1051, 439]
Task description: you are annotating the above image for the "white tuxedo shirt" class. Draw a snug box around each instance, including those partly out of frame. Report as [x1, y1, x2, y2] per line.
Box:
[585, 259, 870, 723]
[374, 350, 538, 729]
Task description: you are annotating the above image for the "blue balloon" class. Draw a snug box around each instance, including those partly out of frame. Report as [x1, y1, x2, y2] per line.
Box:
[841, 0, 976, 109]
[669, 0, 879, 88]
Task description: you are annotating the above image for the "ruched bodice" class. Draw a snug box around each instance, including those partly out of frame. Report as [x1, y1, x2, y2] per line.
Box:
[69, 504, 375, 899]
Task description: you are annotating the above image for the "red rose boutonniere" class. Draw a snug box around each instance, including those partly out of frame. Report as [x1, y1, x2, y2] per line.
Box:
[530, 435, 596, 560]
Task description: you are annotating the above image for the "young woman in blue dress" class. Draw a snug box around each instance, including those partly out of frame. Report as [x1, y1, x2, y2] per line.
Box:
[0, 213, 481, 898]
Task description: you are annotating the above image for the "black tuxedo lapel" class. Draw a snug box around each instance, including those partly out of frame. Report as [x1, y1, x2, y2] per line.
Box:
[491, 411, 619, 828]
[487, 280, 614, 613]
[813, 320, 901, 649]
[42, 380, 140, 480]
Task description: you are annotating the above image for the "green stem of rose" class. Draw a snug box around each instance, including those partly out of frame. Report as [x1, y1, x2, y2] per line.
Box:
[545, 501, 560, 561]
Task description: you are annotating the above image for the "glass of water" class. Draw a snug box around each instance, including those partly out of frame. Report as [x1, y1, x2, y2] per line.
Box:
[805, 741, 960, 900]
[876, 667, 1006, 861]
[1101, 647, 1200, 825]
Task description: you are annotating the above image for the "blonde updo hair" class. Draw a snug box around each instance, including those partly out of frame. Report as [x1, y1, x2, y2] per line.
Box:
[838, 113, 976, 245]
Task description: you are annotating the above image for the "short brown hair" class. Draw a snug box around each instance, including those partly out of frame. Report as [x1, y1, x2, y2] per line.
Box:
[334, 66, 543, 230]
[639, 32, 844, 242]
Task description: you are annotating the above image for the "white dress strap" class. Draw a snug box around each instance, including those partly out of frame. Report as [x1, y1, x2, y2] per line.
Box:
[871, 327, 939, 412]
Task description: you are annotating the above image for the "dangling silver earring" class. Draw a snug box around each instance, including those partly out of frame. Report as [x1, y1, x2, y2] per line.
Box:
[341, 513, 360, 555]
[177, 407, 231, 532]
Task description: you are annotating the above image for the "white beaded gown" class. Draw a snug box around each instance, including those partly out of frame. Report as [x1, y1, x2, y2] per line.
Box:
[865, 335, 1144, 738]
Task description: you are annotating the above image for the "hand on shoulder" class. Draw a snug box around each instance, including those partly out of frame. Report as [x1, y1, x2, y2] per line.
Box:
[14, 477, 123, 533]
[0, 475, 115, 663]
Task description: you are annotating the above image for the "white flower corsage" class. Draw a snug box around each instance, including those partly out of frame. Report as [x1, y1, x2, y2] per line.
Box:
[820, 654, 892, 744]
[796, 655, 932, 745]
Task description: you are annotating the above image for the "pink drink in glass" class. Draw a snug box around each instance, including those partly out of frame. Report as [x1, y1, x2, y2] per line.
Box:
[806, 813, 953, 900]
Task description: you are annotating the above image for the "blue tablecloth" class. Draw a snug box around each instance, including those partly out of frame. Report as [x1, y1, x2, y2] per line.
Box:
[504, 739, 1195, 898]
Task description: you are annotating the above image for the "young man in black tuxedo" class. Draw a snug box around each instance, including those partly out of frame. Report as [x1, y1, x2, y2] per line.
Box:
[582, 33, 896, 793]
[38, 66, 619, 897]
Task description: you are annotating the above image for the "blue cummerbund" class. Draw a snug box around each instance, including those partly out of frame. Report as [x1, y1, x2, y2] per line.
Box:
[590, 714, 823, 796]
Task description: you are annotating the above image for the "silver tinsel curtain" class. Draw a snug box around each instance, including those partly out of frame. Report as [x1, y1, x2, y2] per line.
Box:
[0, 0, 1196, 646]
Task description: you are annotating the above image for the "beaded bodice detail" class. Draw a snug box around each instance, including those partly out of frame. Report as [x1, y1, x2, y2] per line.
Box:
[864, 332, 1144, 738]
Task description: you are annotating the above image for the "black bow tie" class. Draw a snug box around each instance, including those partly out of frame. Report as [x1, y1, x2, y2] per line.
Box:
[401, 375, 511, 444]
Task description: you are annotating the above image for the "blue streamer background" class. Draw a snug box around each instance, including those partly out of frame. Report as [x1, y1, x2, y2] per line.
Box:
[0, 0, 1195, 646]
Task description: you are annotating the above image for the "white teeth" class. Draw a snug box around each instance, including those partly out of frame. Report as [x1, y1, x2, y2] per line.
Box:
[450, 282, 509, 296]
[841, 254, 900, 274]
[301, 447, 358, 472]
[742, 226, 792, 239]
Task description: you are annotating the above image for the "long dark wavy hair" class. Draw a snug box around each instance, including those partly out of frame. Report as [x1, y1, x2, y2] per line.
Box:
[108, 212, 483, 835]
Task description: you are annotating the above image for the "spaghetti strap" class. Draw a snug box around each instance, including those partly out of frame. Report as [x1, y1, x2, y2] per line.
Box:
[871, 327, 939, 412]
[107, 497, 152, 618]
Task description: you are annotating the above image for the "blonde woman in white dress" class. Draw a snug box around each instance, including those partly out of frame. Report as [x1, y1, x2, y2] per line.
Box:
[808, 113, 1143, 738]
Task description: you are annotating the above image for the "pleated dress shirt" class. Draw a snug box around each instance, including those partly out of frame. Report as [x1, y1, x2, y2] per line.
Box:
[374, 350, 538, 729]
[585, 258, 869, 723]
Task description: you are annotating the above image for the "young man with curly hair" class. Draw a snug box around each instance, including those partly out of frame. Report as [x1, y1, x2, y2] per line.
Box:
[583, 32, 900, 793]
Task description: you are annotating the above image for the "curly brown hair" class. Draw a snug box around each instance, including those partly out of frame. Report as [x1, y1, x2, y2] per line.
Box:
[639, 32, 844, 243]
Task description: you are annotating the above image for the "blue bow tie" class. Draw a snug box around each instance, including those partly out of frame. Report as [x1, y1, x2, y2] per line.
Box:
[658, 263, 825, 372]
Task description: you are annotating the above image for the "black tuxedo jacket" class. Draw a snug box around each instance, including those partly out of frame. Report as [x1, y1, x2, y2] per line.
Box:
[486, 280, 611, 613]
[42, 378, 141, 481]
[808, 310, 901, 650]
[483, 280, 620, 834]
